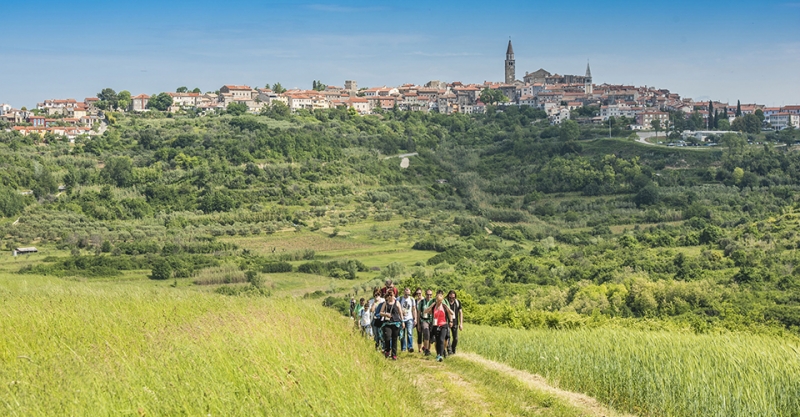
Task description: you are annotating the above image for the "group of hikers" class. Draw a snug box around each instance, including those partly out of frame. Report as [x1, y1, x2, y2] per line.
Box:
[350, 279, 463, 362]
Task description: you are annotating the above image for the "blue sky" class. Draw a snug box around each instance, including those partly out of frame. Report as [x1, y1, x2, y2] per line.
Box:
[1, 0, 798, 108]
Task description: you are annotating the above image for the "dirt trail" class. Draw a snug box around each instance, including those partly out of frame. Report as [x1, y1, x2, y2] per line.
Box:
[458, 352, 636, 417]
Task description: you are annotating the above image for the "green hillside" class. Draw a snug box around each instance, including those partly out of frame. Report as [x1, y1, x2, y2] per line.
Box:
[2, 107, 800, 416]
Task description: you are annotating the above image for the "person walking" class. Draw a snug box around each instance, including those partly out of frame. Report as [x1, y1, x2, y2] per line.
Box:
[353, 297, 364, 331]
[358, 298, 373, 338]
[424, 290, 455, 362]
[370, 290, 385, 351]
[380, 279, 399, 299]
[377, 291, 405, 360]
[417, 289, 435, 356]
[398, 288, 417, 353]
[413, 288, 424, 353]
[446, 290, 463, 355]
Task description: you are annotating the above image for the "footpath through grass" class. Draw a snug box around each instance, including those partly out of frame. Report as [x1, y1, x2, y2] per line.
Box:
[397, 350, 627, 417]
[463, 325, 800, 417]
[0, 275, 423, 416]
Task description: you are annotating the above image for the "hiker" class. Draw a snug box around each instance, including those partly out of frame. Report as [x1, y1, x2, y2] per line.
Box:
[359, 298, 373, 337]
[370, 290, 385, 350]
[349, 296, 356, 319]
[413, 288, 424, 353]
[377, 291, 405, 360]
[417, 288, 435, 356]
[447, 290, 463, 355]
[353, 298, 364, 330]
[380, 279, 398, 299]
[398, 287, 417, 352]
[424, 290, 455, 362]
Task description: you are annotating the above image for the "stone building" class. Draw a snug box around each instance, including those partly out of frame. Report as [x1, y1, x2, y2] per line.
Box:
[584, 62, 593, 95]
[523, 69, 551, 85]
[505, 40, 515, 84]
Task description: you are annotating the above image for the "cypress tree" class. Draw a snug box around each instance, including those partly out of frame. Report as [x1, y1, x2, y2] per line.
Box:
[708, 101, 714, 129]
[736, 100, 742, 117]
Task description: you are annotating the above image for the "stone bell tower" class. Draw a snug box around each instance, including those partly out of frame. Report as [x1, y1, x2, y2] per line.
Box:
[584, 61, 593, 95]
[505, 40, 515, 84]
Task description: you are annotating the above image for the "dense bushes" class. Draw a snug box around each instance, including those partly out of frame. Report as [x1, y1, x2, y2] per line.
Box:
[322, 296, 350, 316]
[297, 259, 368, 279]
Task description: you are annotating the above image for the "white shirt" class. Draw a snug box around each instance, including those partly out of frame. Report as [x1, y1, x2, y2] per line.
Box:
[360, 308, 372, 327]
[399, 296, 415, 321]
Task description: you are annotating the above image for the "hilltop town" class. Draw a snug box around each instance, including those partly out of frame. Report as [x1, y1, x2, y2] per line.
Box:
[1, 40, 798, 141]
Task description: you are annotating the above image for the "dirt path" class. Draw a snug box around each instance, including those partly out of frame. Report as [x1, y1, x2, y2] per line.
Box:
[458, 352, 636, 417]
[396, 349, 635, 417]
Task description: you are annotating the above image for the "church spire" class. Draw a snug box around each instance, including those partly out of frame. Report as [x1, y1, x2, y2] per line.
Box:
[584, 60, 593, 95]
[505, 39, 515, 84]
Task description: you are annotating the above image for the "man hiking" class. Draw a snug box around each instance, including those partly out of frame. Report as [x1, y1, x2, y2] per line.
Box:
[398, 287, 417, 353]
[380, 279, 398, 299]
[413, 288, 424, 353]
[446, 290, 463, 355]
[417, 289, 435, 356]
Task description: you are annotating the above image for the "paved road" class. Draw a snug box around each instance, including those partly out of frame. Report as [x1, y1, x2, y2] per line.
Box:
[383, 152, 418, 160]
[635, 132, 661, 146]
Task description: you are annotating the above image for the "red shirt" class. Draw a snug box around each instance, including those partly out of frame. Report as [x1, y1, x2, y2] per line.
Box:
[434, 305, 447, 326]
[381, 286, 399, 298]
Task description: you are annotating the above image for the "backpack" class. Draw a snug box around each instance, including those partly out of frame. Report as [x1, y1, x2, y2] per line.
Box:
[372, 302, 384, 327]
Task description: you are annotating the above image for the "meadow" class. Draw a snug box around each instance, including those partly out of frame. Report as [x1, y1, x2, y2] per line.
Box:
[463, 325, 800, 417]
[0, 272, 427, 416]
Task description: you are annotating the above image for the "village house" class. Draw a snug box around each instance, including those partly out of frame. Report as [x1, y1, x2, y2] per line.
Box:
[600, 103, 643, 121]
[367, 95, 398, 111]
[781, 105, 800, 115]
[131, 94, 150, 112]
[256, 89, 289, 107]
[286, 93, 313, 111]
[549, 108, 572, 125]
[519, 95, 536, 107]
[347, 97, 370, 114]
[38, 99, 79, 116]
[767, 113, 800, 131]
[168, 92, 200, 108]
[637, 111, 669, 128]
[219, 85, 254, 100]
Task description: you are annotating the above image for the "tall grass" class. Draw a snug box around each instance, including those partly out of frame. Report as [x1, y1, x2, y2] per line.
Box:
[192, 264, 247, 285]
[464, 325, 800, 417]
[0, 275, 423, 415]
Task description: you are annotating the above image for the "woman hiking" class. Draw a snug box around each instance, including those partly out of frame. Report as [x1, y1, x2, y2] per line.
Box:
[423, 290, 455, 362]
[370, 290, 385, 351]
[376, 291, 405, 360]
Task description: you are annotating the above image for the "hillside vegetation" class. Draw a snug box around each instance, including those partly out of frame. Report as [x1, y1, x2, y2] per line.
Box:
[3, 107, 800, 415]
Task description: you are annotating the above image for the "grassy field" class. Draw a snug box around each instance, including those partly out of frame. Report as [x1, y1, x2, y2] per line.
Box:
[463, 325, 800, 417]
[0, 264, 618, 417]
[0, 273, 427, 416]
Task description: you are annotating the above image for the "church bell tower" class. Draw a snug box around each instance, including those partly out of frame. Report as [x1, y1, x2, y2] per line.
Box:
[505, 40, 515, 84]
[584, 61, 593, 95]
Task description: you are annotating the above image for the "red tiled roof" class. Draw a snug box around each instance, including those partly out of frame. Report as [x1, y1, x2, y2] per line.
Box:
[223, 85, 252, 90]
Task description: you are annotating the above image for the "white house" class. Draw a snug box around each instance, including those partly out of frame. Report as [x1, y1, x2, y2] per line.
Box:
[768, 113, 800, 131]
